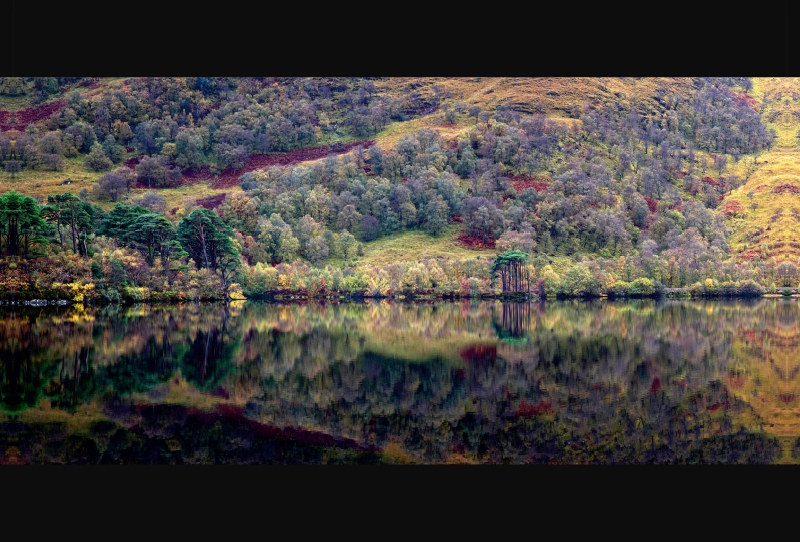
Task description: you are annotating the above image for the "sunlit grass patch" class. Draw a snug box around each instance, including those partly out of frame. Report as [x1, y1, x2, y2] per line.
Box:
[351, 224, 492, 269]
[0, 157, 104, 202]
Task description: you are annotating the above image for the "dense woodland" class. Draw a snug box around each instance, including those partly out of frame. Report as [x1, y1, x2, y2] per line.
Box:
[0, 76, 788, 302]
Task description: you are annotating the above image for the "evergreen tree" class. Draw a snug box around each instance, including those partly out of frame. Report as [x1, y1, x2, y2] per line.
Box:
[177, 208, 241, 289]
[0, 191, 49, 258]
[42, 193, 96, 256]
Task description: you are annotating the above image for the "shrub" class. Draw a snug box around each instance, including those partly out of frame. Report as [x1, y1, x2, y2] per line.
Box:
[737, 280, 764, 297]
[43, 153, 65, 171]
[557, 264, 601, 298]
[540, 266, 560, 297]
[629, 277, 655, 297]
[85, 145, 113, 171]
[718, 281, 738, 296]
[607, 280, 630, 298]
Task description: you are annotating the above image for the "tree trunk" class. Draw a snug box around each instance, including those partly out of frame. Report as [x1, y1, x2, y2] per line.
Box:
[198, 223, 210, 271]
[7, 216, 19, 257]
[70, 222, 78, 254]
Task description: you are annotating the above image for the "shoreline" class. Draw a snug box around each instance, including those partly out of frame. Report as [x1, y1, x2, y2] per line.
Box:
[1, 287, 791, 306]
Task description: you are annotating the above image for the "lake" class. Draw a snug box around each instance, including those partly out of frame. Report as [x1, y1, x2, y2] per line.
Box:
[0, 298, 797, 464]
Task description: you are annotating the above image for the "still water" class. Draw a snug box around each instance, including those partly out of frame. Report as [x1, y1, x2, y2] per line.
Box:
[0, 298, 797, 464]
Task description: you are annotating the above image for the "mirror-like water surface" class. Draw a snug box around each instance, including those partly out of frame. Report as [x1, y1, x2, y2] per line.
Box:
[1, 299, 798, 464]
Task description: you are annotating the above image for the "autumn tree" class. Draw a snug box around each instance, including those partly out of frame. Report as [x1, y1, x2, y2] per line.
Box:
[258, 214, 300, 263]
[84, 145, 113, 171]
[135, 155, 179, 188]
[424, 196, 449, 236]
[337, 229, 357, 260]
[94, 173, 128, 202]
[337, 204, 362, 233]
[219, 192, 260, 235]
[306, 236, 329, 266]
[133, 192, 168, 215]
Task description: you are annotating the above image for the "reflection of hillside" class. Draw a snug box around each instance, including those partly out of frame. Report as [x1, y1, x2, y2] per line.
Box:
[724, 300, 800, 449]
[231, 299, 779, 462]
[0, 299, 793, 463]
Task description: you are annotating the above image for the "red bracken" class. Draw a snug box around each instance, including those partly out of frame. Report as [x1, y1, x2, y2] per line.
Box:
[515, 400, 553, 418]
[773, 184, 800, 194]
[195, 193, 227, 210]
[0, 99, 68, 131]
[183, 140, 375, 189]
[507, 174, 551, 193]
[456, 232, 496, 249]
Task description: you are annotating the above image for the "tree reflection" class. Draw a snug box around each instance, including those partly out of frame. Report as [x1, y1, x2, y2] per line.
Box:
[492, 301, 531, 340]
[0, 299, 796, 463]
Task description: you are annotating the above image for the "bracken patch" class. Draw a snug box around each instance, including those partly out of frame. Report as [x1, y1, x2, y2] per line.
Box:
[702, 175, 723, 188]
[721, 199, 746, 216]
[195, 193, 227, 210]
[126, 140, 375, 189]
[456, 232, 496, 249]
[508, 174, 550, 193]
[183, 140, 375, 189]
[773, 184, 800, 194]
[0, 99, 67, 131]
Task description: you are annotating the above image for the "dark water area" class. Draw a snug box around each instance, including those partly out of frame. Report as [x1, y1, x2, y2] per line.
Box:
[1, 298, 798, 464]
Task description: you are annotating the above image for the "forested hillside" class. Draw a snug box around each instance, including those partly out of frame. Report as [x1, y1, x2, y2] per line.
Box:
[0, 76, 790, 302]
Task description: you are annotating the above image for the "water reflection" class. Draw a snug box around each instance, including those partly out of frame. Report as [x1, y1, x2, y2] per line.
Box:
[1, 298, 799, 463]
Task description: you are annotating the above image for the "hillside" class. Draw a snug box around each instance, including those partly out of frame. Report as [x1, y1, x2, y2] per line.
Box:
[0, 76, 785, 301]
[724, 78, 800, 275]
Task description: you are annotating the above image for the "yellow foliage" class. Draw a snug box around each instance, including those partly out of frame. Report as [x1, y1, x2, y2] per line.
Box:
[59, 281, 96, 302]
[228, 283, 246, 299]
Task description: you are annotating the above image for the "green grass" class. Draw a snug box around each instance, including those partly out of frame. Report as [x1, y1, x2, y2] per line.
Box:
[345, 224, 493, 269]
[0, 157, 105, 202]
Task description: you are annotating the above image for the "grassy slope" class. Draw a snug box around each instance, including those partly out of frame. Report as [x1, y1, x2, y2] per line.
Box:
[370, 77, 697, 148]
[346, 224, 492, 268]
[724, 77, 800, 266]
[0, 154, 236, 213]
